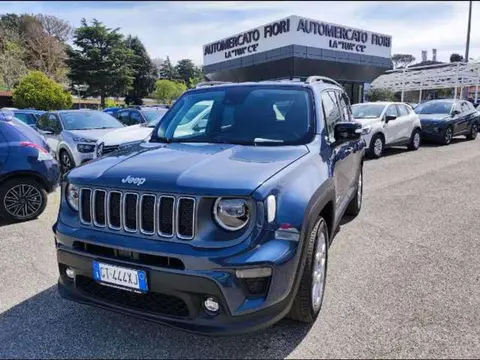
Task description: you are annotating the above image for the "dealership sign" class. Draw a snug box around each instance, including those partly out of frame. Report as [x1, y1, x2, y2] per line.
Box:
[203, 15, 392, 66]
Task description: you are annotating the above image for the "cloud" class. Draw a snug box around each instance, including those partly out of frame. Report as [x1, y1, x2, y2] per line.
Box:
[2, 1, 479, 64]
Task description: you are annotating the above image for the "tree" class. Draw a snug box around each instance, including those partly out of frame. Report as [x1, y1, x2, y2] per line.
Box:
[123, 35, 157, 105]
[450, 53, 464, 63]
[35, 14, 72, 42]
[366, 88, 396, 102]
[391, 54, 416, 69]
[153, 79, 186, 104]
[175, 59, 198, 87]
[158, 56, 178, 80]
[13, 71, 72, 110]
[0, 41, 28, 89]
[66, 18, 135, 108]
[188, 66, 205, 88]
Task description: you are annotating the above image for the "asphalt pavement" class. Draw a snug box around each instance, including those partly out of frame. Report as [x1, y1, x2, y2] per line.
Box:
[1, 138, 480, 359]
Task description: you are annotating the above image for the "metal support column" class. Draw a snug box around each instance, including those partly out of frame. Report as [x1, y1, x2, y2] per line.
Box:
[453, 63, 460, 100]
[475, 68, 479, 103]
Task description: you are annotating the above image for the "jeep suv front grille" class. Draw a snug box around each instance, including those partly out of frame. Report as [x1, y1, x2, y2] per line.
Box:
[79, 188, 196, 240]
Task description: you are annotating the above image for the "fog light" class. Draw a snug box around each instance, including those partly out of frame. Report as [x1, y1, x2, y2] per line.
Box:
[236, 267, 272, 278]
[65, 267, 75, 279]
[204, 297, 220, 313]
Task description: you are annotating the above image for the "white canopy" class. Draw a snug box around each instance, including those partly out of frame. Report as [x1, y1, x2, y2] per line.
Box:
[370, 61, 480, 102]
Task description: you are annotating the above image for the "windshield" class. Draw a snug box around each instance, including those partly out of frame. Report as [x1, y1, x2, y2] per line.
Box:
[153, 86, 313, 146]
[60, 111, 124, 130]
[415, 101, 453, 115]
[351, 104, 386, 119]
[144, 109, 168, 123]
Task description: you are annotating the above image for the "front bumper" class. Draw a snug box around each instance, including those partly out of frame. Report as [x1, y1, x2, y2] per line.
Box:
[54, 224, 302, 335]
[71, 149, 95, 166]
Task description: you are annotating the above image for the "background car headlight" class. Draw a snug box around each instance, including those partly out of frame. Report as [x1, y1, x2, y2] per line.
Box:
[73, 137, 96, 143]
[66, 183, 79, 211]
[361, 126, 372, 135]
[77, 144, 95, 153]
[213, 198, 250, 231]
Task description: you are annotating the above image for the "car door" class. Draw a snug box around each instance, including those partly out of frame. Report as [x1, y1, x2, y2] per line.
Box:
[395, 104, 412, 140]
[0, 128, 9, 172]
[42, 114, 62, 156]
[383, 104, 401, 144]
[321, 90, 351, 208]
[458, 101, 473, 134]
[130, 110, 145, 125]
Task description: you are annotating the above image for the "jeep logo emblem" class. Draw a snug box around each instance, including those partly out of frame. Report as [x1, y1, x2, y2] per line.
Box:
[121, 175, 146, 186]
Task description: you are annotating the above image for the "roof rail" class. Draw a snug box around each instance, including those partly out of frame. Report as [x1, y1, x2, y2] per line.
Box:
[195, 81, 232, 89]
[305, 76, 342, 88]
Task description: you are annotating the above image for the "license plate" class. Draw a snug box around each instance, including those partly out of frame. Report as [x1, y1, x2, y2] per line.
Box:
[92, 261, 148, 292]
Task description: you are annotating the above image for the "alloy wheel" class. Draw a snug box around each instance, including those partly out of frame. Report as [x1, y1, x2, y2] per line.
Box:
[311, 229, 327, 312]
[374, 138, 383, 157]
[61, 152, 74, 172]
[357, 171, 363, 209]
[444, 128, 453, 144]
[3, 184, 43, 219]
[413, 132, 421, 149]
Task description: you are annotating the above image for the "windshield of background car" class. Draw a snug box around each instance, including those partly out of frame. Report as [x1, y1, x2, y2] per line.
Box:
[415, 101, 453, 115]
[154, 86, 313, 146]
[144, 109, 168, 123]
[60, 111, 124, 130]
[351, 104, 386, 119]
[146, 109, 168, 127]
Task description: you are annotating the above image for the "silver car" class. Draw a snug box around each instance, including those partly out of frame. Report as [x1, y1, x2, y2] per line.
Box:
[35, 110, 124, 173]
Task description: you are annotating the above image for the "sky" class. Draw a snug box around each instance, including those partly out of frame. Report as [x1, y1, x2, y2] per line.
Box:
[2, 1, 479, 65]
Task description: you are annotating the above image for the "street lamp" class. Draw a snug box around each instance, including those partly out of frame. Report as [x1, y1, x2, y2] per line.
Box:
[465, 0, 473, 62]
[73, 84, 89, 109]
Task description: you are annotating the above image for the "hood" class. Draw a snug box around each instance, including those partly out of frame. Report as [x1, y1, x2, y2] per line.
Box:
[68, 142, 309, 196]
[97, 125, 152, 146]
[418, 114, 450, 123]
[353, 118, 380, 127]
[68, 128, 120, 141]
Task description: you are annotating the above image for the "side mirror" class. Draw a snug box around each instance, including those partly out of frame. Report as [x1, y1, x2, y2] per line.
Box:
[385, 115, 397, 122]
[334, 122, 362, 142]
[451, 109, 460, 116]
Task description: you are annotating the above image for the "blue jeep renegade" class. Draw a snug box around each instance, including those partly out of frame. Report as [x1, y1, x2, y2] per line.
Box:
[54, 77, 365, 335]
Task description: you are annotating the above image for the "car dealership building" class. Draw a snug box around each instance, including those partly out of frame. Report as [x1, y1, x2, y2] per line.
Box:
[202, 15, 393, 104]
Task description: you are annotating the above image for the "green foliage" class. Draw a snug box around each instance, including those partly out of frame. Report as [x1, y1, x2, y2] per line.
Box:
[123, 35, 157, 105]
[366, 88, 396, 102]
[158, 56, 178, 80]
[104, 98, 117, 108]
[67, 18, 134, 107]
[0, 41, 28, 89]
[153, 79, 186, 104]
[391, 54, 416, 69]
[450, 53, 464, 63]
[13, 71, 72, 110]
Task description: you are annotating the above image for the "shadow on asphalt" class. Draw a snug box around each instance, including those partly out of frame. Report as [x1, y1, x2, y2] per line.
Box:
[1, 286, 313, 359]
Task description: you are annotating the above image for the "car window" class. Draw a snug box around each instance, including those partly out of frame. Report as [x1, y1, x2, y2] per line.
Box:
[14, 113, 36, 125]
[385, 105, 399, 117]
[461, 102, 470, 113]
[36, 114, 49, 130]
[338, 92, 352, 122]
[48, 114, 62, 133]
[158, 87, 313, 146]
[415, 101, 453, 115]
[116, 110, 130, 125]
[396, 104, 409, 117]
[130, 111, 144, 125]
[321, 91, 342, 141]
[351, 103, 386, 119]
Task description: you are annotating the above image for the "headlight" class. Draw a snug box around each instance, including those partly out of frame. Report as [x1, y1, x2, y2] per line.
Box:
[77, 144, 95, 153]
[213, 198, 250, 231]
[66, 183, 79, 211]
[361, 126, 372, 135]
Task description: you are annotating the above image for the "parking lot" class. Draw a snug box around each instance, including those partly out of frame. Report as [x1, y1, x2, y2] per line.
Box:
[1, 138, 480, 359]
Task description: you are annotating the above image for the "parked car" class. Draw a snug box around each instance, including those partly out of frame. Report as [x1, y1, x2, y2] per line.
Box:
[415, 99, 479, 145]
[94, 110, 169, 158]
[54, 76, 365, 335]
[352, 102, 422, 158]
[12, 109, 45, 129]
[35, 110, 125, 173]
[115, 107, 169, 126]
[0, 111, 60, 222]
[103, 107, 122, 117]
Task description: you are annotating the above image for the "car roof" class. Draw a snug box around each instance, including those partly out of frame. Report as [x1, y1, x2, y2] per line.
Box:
[14, 109, 45, 113]
[189, 80, 343, 93]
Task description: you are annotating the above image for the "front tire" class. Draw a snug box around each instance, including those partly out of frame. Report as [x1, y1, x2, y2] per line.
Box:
[442, 126, 453, 145]
[407, 128, 421, 150]
[60, 150, 75, 174]
[369, 134, 384, 158]
[0, 177, 48, 222]
[466, 123, 478, 140]
[288, 217, 328, 323]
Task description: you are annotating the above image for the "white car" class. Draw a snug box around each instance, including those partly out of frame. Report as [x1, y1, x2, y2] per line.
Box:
[94, 101, 213, 158]
[352, 102, 422, 158]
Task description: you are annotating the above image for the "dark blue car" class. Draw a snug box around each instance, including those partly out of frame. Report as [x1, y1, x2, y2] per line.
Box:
[416, 99, 480, 145]
[54, 77, 365, 335]
[0, 111, 60, 222]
